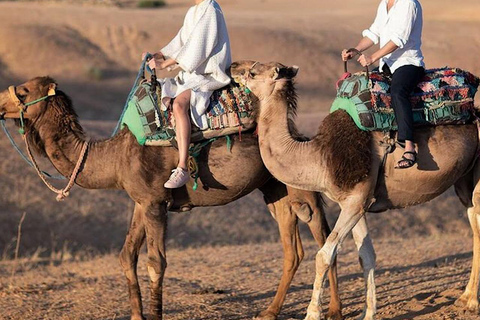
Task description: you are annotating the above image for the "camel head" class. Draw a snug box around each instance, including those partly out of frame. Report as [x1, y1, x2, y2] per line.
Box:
[0, 77, 83, 156]
[0, 76, 57, 123]
[230, 60, 299, 100]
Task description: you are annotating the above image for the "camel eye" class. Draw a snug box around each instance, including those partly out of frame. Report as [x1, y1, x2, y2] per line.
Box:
[249, 70, 256, 78]
[16, 87, 29, 101]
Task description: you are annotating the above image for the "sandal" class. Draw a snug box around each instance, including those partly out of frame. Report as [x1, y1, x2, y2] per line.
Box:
[395, 151, 417, 169]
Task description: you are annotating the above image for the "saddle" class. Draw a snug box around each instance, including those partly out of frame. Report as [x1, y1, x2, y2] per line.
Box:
[121, 80, 256, 146]
[331, 67, 480, 131]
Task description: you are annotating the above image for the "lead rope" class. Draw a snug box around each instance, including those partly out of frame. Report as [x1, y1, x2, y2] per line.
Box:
[23, 134, 89, 201]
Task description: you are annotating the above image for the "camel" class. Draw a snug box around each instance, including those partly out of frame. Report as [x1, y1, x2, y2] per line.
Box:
[230, 60, 480, 320]
[0, 76, 344, 320]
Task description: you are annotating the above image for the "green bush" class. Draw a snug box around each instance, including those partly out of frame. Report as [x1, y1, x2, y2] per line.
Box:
[137, 0, 166, 8]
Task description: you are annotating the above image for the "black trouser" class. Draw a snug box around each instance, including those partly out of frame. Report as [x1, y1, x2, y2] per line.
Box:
[384, 64, 425, 142]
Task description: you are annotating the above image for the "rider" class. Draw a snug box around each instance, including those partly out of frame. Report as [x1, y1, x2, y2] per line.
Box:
[146, 0, 231, 188]
[342, 0, 425, 169]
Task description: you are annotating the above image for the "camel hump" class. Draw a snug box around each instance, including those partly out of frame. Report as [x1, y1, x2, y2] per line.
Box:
[331, 67, 480, 131]
[120, 81, 257, 147]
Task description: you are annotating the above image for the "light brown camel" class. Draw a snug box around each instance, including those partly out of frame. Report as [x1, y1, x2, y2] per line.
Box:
[230, 60, 480, 320]
[0, 77, 344, 320]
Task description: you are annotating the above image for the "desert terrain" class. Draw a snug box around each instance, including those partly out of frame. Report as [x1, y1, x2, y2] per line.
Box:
[0, 0, 480, 319]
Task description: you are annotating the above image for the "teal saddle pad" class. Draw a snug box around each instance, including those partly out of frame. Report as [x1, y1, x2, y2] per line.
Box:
[330, 67, 480, 131]
[120, 81, 255, 145]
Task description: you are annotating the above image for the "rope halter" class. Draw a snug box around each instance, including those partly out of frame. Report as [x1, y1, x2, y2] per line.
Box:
[6, 84, 89, 201]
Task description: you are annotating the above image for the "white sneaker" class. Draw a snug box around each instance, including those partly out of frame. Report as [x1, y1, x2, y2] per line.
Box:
[164, 167, 190, 188]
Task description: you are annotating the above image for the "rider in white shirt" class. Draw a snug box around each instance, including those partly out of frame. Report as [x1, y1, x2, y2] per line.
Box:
[342, 0, 425, 169]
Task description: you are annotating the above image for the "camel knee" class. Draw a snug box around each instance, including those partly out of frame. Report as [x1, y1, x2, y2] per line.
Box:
[291, 201, 313, 223]
[147, 257, 167, 283]
[315, 247, 333, 274]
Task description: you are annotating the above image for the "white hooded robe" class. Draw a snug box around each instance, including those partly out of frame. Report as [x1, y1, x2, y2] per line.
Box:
[159, 0, 232, 129]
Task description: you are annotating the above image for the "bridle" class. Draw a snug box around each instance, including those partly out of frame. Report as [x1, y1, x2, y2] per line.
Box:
[4, 84, 89, 201]
[5, 85, 56, 134]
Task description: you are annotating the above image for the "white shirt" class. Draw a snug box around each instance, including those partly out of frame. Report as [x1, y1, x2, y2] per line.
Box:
[160, 0, 232, 129]
[362, 0, 425, 73]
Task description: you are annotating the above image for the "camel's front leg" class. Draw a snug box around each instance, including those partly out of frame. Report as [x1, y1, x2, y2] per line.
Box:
[144, 202, 168, 320]
[119, 202, 147, 320]
[352, 217, 376, 320]
[305, 203, 366, 320]
[304, 198, 342, 320]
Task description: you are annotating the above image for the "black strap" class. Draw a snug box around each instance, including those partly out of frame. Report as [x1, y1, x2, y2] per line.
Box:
[344, 48, 370, 79]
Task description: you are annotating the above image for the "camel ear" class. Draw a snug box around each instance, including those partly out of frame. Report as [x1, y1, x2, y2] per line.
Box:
[47, 83, 56, 96]
[274, 66, 299, 80]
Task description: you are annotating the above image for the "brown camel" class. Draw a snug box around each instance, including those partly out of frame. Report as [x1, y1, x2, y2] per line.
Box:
[0, 76, 344, 320]
[230, 60, 480, 320]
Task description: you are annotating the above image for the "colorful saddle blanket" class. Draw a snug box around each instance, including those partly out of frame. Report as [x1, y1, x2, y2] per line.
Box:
[120, 81, 255, 146]
[330, 67, 480, 131]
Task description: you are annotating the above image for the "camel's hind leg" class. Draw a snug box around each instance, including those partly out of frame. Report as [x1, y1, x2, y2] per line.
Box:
[143, 202, 168, 320]
[119, 202, 147, 320]
[257, 182, 340, 320]
[455, 174, 480, 313]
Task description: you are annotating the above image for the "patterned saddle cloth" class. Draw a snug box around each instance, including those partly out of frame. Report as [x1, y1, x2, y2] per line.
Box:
[120, 80, 255, 146]
[330, 67, 480, 131]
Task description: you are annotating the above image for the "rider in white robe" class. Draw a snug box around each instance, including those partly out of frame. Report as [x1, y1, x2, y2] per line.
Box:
[159, 0, 232, 129]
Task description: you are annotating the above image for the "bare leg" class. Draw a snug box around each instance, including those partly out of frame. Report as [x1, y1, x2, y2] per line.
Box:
[172, 90, 191, 170]
[119, 203, 147, 320]
[143, 202, 168, 320]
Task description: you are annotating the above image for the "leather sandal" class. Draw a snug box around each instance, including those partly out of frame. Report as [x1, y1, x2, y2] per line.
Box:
[395, 151, 417, 169]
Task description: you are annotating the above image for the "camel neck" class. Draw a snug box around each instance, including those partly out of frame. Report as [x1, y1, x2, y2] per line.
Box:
[257, 97, 327, 192]
[33, 111, 121, 190]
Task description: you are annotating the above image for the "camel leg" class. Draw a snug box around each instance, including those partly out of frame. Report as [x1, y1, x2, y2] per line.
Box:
[306, 200, 342, 320]
[119, 202, 147, 320]
[143, 202, 168, 320]
[352, 217, 376, 320]
[304, 204, 365, 320]
[454, 174, 480, 313]
[256, 183, 304, 320]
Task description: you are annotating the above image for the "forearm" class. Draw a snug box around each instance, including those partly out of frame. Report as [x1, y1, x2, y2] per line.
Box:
[371, 41, 398, 63]
[355, 37, 375, 52]
[162, 58, 178, 68]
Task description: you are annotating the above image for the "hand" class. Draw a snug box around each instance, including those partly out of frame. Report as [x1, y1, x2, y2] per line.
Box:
[341, 49, 355, 62]
[357, 54, 373, 67]
[147, 58, 159, 70]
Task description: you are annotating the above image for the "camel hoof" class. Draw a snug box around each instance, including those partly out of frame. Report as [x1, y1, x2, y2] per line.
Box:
[455, 295, 479, 313]
[325, 310, 343, 320]
[130, 315, 146, 320]
[253, 310, 277, 320]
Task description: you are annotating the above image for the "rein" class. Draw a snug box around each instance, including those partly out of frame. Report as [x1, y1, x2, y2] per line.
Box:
[5, 85, 89, 201]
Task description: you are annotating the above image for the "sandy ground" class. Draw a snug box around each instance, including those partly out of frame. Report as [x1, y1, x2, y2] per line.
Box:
[0, 234, 478, 320]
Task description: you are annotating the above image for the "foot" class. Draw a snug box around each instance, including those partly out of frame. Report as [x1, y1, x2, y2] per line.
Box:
[394, 151, 417, 169]
[164, 167, 190, 188]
